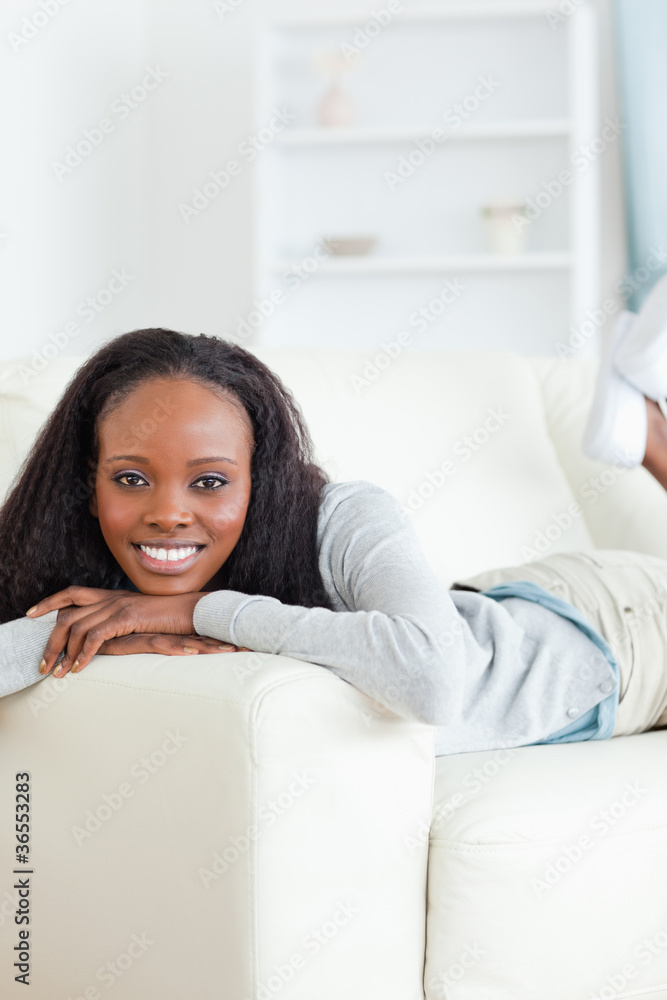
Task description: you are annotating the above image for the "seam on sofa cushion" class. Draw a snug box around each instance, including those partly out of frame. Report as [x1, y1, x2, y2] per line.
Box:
[590, 985, 667, 1000]
[429, 824, 667, 851]
[528, 355, 593, 519]
[67, 662, 344, 706]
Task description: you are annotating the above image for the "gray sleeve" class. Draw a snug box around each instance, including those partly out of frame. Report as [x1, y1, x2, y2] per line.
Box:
[0, 610, 61, 698]
[192, 482, 509, 726]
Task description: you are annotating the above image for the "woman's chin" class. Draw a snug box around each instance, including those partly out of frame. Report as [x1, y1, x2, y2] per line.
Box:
[118, 556, 225, 594]
[124, 571, 202, 597]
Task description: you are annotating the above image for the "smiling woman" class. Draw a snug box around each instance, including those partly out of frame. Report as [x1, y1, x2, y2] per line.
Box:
[0, 328, 332, 677]
[2, 327, 667, 755]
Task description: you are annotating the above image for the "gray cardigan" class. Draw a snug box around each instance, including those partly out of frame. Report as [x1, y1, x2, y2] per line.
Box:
[0, 480, 616, 755]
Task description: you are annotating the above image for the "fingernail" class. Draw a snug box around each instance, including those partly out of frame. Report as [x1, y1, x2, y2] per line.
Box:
[71, 660, 80, 673]
[183, 647, 199, 654]
[218, 644, 234, 650]
[53, 664, 64, 677]
[26, 606, 37, 617]
[39, 658, 47, 674]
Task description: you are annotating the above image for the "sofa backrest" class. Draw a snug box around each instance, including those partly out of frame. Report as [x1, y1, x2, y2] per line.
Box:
[2, 349, 666, 584]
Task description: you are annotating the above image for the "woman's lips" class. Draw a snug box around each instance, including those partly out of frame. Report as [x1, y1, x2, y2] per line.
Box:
[132, 544, 204, 575]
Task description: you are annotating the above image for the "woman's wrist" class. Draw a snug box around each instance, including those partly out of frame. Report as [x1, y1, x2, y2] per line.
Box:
[175, 591, 212, 634]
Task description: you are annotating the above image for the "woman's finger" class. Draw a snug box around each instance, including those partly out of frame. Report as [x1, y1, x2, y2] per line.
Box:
[61, 607, 149, 675]
[27, 586, 133, 618]
[41, 604, 120, 676]
[184, 635, 244, 651]
[48, 596, 165, 675]
[48, 601, 147, 676]
[97, 634, 240, 657]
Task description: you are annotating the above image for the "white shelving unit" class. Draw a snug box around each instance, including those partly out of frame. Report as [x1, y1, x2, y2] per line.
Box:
[253, 1, 600, 355]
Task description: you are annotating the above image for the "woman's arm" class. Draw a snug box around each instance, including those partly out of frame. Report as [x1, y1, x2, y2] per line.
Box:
[192, 481, 514, 726]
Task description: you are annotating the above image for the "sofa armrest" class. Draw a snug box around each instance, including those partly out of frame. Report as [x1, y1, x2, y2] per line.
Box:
[0, 651, 434, 1000]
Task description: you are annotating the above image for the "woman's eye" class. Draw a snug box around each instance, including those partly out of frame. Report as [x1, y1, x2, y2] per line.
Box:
[114, 473, 147, 487]
[193, 476, 228, 491]
[111, 473, 228, 490]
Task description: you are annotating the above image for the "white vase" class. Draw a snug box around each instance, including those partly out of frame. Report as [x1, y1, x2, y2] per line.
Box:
[482, 201, 529, 255]
[317, 79, 355, 128]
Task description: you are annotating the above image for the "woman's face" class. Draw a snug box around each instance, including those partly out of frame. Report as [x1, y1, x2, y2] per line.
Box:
[89, 376, 253, 595]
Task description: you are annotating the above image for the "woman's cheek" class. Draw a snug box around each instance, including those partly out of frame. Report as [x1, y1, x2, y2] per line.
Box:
[96, 487, 138, 539]
[213, 490, 250, 529]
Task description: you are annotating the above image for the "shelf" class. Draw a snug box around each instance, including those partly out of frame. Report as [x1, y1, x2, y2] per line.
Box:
[272, 253, 573, 275]
[271, 2, 566, 28]
[276, 120, 571, 146]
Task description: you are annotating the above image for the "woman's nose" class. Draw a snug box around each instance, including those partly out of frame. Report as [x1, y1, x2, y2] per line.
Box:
[141, 488, 195, 530]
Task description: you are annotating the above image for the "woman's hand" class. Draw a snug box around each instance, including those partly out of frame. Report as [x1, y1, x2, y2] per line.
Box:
[26, 586, 219, 676]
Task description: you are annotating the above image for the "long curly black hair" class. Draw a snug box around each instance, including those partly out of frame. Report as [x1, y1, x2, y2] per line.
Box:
[0, 328, 334, 623]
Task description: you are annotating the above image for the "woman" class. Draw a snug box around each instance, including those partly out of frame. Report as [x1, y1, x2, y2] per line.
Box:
[1, 321, 666, 756]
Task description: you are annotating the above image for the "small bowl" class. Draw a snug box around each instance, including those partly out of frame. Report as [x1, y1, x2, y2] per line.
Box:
[322, 236, 377, 256]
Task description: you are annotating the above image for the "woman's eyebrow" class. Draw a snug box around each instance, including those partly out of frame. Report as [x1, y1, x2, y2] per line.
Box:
[187, 456, 238, 467]
[102, 455, 238, 466]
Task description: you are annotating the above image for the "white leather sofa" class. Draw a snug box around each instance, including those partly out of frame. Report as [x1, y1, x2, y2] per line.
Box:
[0, 348, 666, 1000]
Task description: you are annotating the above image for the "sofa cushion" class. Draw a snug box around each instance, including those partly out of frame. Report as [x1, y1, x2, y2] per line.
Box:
[424, 731, 667, 999]
[253, 348, 595, 584]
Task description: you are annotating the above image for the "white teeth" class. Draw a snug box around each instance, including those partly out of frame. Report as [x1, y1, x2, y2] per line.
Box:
[139, 545, 198, 563]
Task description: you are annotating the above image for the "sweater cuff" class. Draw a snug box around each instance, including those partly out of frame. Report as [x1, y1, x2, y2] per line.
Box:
[4, 611, 61, 695]
[192, 590, 265, 646]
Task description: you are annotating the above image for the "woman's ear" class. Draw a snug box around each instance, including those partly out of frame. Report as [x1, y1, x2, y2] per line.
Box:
[87, 458, 98, 518]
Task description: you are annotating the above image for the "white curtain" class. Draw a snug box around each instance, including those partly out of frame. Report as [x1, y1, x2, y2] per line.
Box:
[613, 0, 667, 309]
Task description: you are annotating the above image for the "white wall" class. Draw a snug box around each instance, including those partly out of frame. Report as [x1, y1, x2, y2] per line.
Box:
[1, 0, 150, 361]
[0, 0, 626, 364]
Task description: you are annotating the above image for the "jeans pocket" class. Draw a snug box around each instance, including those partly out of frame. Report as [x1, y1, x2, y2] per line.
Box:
[574, 550, 651, 571]
[617, 616, 636, 704]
